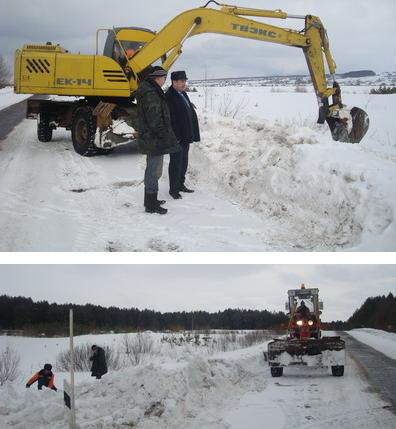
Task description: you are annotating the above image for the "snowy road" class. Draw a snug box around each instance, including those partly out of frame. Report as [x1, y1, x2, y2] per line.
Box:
[0, 88, 394, 251]
[224, 333, 396, 429]
[0, 119, 280, 251]
[342, 332, 396, 413]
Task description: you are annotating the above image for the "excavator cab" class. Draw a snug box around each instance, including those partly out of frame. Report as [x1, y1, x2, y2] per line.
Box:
[102, 27, 156, 66]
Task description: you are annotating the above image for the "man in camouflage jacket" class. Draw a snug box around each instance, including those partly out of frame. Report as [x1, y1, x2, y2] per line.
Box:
[136, 66, 181, 214]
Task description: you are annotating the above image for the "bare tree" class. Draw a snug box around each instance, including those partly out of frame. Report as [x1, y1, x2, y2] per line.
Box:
[122, 333, 154, 366]
[0, 346, 20, 385]
[0, 56, 11, 88]
[217, 92, 248, 119]
[56, 342, 122, 372]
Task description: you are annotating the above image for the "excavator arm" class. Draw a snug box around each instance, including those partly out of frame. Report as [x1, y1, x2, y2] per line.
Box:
[125, 2, 368, 143]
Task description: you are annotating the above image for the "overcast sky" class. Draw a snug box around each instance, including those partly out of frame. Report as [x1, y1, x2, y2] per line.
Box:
[0, 265, 394, 322]
[1, 0, 395, 79]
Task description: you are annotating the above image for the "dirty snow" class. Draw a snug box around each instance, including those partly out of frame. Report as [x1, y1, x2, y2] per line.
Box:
[348, 328, 396, 360]
[0, 85, 394, 251]
[0, 86, 30, 111]
[1, 332, 395, 429]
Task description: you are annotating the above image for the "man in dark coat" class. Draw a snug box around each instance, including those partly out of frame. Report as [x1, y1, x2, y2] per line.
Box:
[90, 345, 108, 379]
[165, 70, 200, 199]
[296, 300, 311, 317]
[26, 363, 57, 391]
[136, 66, 181, 214]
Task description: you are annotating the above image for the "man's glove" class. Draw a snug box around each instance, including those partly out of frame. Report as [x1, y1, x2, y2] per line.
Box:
[52, 386, 58, 392]
[26, 384, 30, 388]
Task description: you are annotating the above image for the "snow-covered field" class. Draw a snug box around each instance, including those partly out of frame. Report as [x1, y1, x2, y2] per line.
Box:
[1, 331, 395, 429]
[0, 87, 30, 111]
[348, 328, 396, 360]
[0, 83, 394, 251]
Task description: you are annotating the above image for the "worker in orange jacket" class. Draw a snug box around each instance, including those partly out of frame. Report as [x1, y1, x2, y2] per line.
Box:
[26, 363, 57, 391]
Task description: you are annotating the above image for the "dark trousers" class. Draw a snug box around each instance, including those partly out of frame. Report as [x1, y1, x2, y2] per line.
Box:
[38, 380, 47, 390]
[169, 143, 190, 192]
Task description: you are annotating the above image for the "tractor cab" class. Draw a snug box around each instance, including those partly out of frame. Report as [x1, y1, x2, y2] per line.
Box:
[286, 284, 322, 339]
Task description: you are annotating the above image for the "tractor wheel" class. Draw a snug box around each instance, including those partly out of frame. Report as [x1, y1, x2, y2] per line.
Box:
[331, 365, 344, 376]
[37, 111, 53, 142]
[270, 367, 283, 377]
[71, 106, 98, 156]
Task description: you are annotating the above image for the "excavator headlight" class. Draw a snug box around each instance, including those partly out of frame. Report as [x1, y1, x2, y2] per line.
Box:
[308, 320, 314, 326]
[296, 320, 303, 326]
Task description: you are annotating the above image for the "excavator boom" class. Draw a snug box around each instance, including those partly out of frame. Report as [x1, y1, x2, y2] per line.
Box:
[128, 2, 369, 143]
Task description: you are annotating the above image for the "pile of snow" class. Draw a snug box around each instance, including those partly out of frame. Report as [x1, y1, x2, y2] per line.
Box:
[0, 333, 267, 429]
[348, 328, 396, 360]
[188, 88, 395, 250]
[0, 86, 31, 111]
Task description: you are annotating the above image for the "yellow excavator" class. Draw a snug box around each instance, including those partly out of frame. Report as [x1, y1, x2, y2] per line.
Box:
[14, 1, 369, 155]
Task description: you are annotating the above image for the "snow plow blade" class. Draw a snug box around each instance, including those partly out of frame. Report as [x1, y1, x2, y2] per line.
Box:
[267, 336, 345, 367]
[326, 106, 369, 144]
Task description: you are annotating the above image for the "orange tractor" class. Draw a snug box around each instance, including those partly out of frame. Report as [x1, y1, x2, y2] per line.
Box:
[265, 284, 345, 377]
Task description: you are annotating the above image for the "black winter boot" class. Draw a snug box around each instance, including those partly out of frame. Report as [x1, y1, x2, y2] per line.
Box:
[157, 197, 166, 206]
[180, 185, 194, 193]
[145, 192, 167, 214]
[169, 191, 182, 199]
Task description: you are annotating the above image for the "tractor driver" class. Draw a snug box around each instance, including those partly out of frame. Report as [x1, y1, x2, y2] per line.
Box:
[296, 300, 311, 317]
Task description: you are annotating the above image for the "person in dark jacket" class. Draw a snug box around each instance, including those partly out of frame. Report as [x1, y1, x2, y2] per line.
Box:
[26, 363, 57, 391]
[296, 300, 311, 317]
[136, 66, 181, 214]
[165, 70, 200, 199]
[90, 345, 108, 379]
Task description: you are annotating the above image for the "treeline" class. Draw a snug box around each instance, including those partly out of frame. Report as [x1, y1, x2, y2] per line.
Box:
[344, 293, 396, 331]
[0, 295, 288, 336]
[370, 86, 396, 94]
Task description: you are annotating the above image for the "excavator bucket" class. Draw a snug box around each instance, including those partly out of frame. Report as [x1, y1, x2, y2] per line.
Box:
[326, 106, 369, 144]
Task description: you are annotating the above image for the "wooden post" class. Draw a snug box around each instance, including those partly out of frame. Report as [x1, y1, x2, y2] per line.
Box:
[69, 309, 76, 429]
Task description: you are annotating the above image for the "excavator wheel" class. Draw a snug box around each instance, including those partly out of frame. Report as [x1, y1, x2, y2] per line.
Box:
[71, 106, 98, 156]
[37, 110, 53, 143]
[270, 367, 283, 377]
[331, 365, 344, 376]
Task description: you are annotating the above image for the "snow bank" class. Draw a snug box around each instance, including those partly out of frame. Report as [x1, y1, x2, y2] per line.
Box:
[348, 328, 396, 360]
[0, 339, 266, 429]
[188, 89, 395, 250]
[0, 86, 31, 111]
